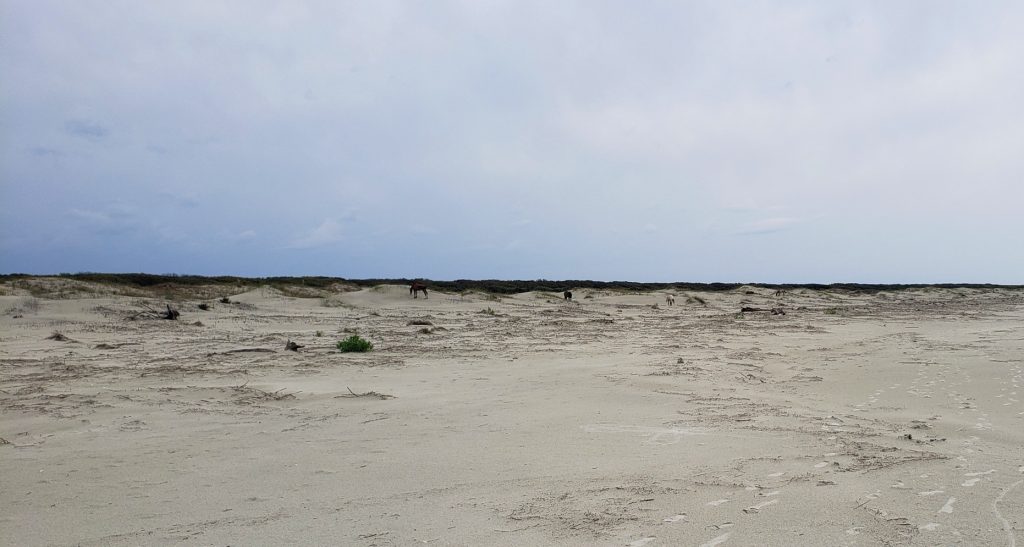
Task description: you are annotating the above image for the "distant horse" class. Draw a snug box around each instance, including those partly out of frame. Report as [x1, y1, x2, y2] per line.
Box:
[563, 291, 573, 301]
[665, 294, 675, 306]
[410, 281, 428, 299]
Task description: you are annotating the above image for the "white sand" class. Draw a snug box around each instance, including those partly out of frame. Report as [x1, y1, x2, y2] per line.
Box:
[2, 281, 1023, 546]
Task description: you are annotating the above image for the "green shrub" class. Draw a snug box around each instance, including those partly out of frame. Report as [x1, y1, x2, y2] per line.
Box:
[337, 335, 373, 352]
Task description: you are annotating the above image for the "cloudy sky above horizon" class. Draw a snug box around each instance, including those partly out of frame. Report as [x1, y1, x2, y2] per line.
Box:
[2, 1, 1022, 283]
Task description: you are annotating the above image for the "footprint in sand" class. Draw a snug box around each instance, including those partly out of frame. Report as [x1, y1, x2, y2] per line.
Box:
[699, 532, 731, 547]
[663, 514, 686, 523]
[938, 497, 956, 514]
[814, 461, 829, 468]
[766, 471, 785, 478]
[963, 478, 981, 487]
[743, 499, 778, 513]
[628, 537, 656, 547]
[707, 499, 730, 506]
[919, 523, 940, 531]
[918, 490, 944, 496]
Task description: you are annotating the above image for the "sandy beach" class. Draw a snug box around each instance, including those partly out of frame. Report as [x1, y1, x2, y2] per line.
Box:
[2, 278, 1023, 546]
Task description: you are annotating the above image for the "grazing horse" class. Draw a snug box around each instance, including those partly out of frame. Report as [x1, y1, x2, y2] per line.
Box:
[410, 281, 428, 299]
[665, 294, 675, 306]
[563, 290, 573, 301]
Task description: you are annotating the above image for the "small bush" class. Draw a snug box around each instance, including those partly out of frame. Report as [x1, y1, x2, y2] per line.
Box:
[220, 297, 231, 304]
[198, 303, 210, 311]
[315, 330, 323, 337]
[480, 307, 496, 315]
[824, 308, 839, 315]
[337, 335, 373, 353]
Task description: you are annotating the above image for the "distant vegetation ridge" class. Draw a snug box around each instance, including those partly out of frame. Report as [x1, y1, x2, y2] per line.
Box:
[0, 273, 1019, 295]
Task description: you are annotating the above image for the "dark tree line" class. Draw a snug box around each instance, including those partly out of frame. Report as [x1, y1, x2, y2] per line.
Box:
[0, 272, 1017, 295]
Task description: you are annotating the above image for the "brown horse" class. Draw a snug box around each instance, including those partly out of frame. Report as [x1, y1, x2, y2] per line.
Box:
[563, 290, 572, 301]
[410, 281, 428, 299]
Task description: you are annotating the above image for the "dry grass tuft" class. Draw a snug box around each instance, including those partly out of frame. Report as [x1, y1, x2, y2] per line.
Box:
[45, 331, 73, 342]
[337, 387, 395, 400]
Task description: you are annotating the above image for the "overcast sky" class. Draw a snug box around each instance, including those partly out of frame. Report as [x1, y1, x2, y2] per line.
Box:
[2, 1, 1022, 282]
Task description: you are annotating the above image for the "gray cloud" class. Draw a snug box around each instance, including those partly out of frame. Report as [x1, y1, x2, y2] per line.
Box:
[288, 219, 345, 249]
[30, 146, 64, 157]
[64, 119, 109, 140]
[69, 203, 142, 236]
[734, 217, 804, 236]
[1, 2, 1022, 282]
[158, 191, 200, 209]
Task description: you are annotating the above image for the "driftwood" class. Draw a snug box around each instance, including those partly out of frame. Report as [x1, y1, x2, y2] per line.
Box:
[205, 348, 275, 357]
[740, 306, 786, 315]
[337, 387, 395, 400]
[285, 340, 303, 351]
[126, 302, 179, 321]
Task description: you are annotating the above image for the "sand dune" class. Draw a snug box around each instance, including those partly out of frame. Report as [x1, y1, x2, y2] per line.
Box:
[2, 281, 1023, 545]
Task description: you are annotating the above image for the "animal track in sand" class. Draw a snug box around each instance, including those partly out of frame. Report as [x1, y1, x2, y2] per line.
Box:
[938, 497, 956, 514]
[582, 423, 707, 444]
[993, 479, 1023, 547]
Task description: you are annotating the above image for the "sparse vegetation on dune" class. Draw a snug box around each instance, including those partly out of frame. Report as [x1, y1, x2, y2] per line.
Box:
[2, 269, 1022, 546]
[3, 273, 1017, 299]
[337, 335, 373, 353]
